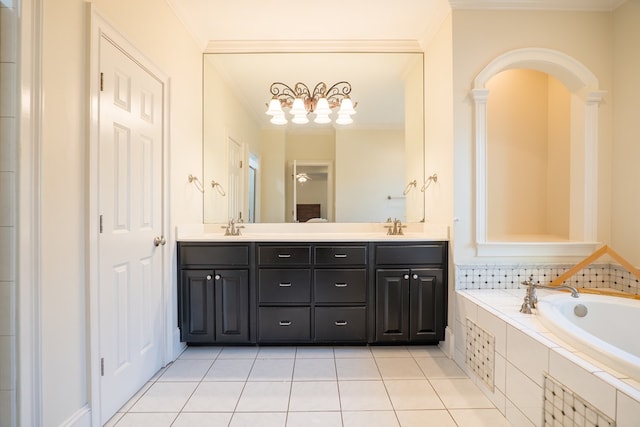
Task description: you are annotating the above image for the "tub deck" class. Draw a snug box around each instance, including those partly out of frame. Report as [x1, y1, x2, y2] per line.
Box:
[455, 288, 640, 426]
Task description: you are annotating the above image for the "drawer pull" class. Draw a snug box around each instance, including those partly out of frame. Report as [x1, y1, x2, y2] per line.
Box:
[334, 254, 347, 258]
[335, 321, 348, 326]
[334, 283, 348, 288]
[279, 282, 292, 287]
[279, 320, 292, 326]
[277, 254, 292, 258]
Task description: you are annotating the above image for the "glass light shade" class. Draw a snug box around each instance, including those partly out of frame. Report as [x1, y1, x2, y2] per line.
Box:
[270, 113, 287, 125]
[335, 113, 353, 125]
[314, 114, 331, 124]
[314, 97, 331, 115]
[290, 98, 307, 116]
[338, 98, 356, 116]
[266, 98, 284, 116]
[291, 114, 309, 124]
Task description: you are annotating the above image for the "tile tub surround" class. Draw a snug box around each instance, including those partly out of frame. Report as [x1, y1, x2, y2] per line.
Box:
[105, 345, 512, 427]
[456, 263, 640, 295]
[454, 289, 640, 427]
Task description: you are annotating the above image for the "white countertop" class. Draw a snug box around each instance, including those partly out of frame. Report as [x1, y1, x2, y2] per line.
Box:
[176, 223, 449, 242]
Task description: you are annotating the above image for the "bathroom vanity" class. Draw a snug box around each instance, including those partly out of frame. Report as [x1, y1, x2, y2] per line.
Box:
[177, 227, 448, 346]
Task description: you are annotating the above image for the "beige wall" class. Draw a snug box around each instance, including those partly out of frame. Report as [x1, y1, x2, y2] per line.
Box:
[485, 69, 570, 240]
[38, 0, 202, 424]
[612, 0, 640, 265]
[423, 14, 453, 227]
[451, 9, 613, 263]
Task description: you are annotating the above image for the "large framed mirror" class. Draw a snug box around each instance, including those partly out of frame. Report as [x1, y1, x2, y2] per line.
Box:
[203, 51, 425, 223]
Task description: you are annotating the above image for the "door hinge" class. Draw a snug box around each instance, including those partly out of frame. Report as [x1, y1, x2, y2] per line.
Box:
[100, 358, 104, 376]
[100, 72, 104, 91]
[99, 215, 103, 233]
[239, 160, 243, 168]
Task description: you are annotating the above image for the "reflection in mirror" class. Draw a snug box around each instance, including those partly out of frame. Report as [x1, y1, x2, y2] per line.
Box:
[202, 52, 424, 223]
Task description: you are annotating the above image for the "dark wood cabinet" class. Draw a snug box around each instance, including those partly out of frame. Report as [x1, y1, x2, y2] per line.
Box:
[178, 243, 253, 344]
[178, 240, 447, 346]
[374, 244, 447, 344]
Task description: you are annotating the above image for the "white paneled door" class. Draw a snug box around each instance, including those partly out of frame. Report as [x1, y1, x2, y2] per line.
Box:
[98, 35, 165, 424]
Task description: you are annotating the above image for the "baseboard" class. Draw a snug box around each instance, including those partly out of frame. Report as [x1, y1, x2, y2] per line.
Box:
[439, 326, 455, 358]
[60, 404, 91, 427]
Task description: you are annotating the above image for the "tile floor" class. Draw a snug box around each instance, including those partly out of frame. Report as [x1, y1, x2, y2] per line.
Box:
[105, 345, 512, 427]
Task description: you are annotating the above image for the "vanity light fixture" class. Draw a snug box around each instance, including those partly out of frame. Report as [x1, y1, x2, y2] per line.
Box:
[265, 81, 357, 125]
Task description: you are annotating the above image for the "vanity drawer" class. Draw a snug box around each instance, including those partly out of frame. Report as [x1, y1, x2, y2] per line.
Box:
[258, 246, 311, 265]
[258, 307, 311, 342]
[314, 269, 367, 303]
[375, 244, 444, 265]
[259, 269, 311, 303]
[314, 246, 367, 265]
[315, 307, 367, 342]
[179, 244, 250, 266]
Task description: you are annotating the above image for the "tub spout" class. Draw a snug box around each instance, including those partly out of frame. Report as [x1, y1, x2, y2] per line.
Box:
[533, 283, 580, 298]
[520, 274, 580, 314]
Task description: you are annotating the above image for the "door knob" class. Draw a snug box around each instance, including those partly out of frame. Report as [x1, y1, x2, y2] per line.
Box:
[153, 235, 166, 246]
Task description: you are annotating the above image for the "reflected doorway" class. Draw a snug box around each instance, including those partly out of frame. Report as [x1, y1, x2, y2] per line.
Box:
[290, 160, 334, 222]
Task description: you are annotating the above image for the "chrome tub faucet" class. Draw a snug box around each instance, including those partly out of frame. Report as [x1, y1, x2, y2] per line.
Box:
[520, 274, 579, 314]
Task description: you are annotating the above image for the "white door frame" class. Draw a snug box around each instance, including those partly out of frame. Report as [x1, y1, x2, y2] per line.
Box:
[88, 8, 171, 425]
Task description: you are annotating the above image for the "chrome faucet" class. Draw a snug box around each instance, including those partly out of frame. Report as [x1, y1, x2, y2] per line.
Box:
[519, 274, 579, 314]
[384, 218, 406, 235]
[221, 218, 244, 236]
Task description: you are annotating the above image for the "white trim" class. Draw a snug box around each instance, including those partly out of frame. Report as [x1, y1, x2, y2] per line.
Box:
[88, 6, 172, 425]
[476, 241, 601, 257]
[18, 0, 44, 425]
[204, 39, 424, 54]
[450, 0, 626, 12]
[59, 405, 91, 427]
[472, 48, 604, 257]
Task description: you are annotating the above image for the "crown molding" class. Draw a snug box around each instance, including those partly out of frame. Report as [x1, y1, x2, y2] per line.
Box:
[204, 39, 424, 54]
[449, 0, 627, 12]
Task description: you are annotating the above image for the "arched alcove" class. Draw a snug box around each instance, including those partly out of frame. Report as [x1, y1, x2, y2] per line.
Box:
[471, 48, 605, 256]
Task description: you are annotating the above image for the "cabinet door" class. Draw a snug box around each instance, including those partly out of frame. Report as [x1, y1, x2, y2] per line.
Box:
[180, 269, 215, 343]
[214, 269, 249, 343]
[375, 269, 409, 342]
[409, 268, 444, 342]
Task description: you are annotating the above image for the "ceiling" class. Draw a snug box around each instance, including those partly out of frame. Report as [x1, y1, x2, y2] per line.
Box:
[167, 0, 626, 49]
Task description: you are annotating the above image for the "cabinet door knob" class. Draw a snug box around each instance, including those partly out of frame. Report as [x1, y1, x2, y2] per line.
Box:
[413, 274, 418, 279]
[206, 275, 212, 281]
[403, 274, 410, 280]
[279, 320, 292, 326]
[215, 274, 221, 280]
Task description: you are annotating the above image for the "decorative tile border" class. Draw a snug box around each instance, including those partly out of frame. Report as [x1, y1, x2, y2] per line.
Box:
[465, 318, 495, 391]
[543, 373, 615, 427]
[455, 263, 640, 296]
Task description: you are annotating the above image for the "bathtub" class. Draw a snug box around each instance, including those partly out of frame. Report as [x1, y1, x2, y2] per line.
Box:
[537, 293, 640, 381]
